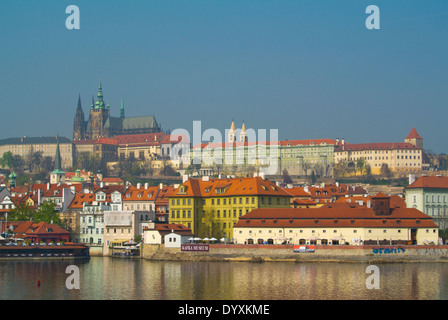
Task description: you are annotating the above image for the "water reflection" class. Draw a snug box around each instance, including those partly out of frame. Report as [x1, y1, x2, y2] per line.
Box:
[0, 258, 447, 300]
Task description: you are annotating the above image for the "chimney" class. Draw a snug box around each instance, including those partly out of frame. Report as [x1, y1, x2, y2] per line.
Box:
[409, 174, 416, 185]
[366, 200, 371, 208]
[336, 182, 339, 187]
[100, 182, 104, 188]
[159, 183, 163, 190]
[145, 183, 149, 190]
[137, 183, 141, 189]
[47, 183, 50, 191]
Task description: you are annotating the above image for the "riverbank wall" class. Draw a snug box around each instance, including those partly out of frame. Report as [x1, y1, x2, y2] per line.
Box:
[141, 244, 448, 263]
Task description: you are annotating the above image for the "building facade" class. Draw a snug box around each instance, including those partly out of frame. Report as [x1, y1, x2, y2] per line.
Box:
[234, 194, 439, 245]
[0, 136, 74, 169]
[405, 175, 448, 229]
[334, 129, 423, 175]
[168, 176, 292, 240]
[190, 121, 338, 177]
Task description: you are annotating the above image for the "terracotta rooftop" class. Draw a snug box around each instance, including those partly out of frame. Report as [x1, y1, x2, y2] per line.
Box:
[234, 205, 438, 229]
[407, 175, 448, 189]
[336, 142, 419, 152]
[170, 177, 292, 198]
[406, 128, 422, 139]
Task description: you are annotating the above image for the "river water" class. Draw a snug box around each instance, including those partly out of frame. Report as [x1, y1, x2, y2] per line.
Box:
[1, 257, 448, 300]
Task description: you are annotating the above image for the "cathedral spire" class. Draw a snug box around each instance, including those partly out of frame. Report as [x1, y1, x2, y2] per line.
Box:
[54, 137, 62, 172]
[96, 80, 105, 109]
[120, 96, 125, 119]
[77, 94, 82, 111]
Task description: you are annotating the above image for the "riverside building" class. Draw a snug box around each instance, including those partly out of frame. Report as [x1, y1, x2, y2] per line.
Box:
[233, 193, 439, 245]
[168, 176, 292, 241]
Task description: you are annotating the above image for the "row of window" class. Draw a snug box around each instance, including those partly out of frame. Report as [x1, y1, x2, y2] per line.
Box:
[242, 229, 436, 234]
[425, 195, 447, 203]
[171, 197, 288, 206]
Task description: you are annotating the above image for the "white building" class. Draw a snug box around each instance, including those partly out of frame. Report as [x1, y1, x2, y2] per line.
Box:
[143, 223, 194, 248]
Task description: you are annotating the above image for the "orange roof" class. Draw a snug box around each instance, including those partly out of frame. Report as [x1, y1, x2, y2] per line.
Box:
[407, 175, 448, 189]
[406, 128, 422, 139]
[12, 221, 69, 235]
[335, 194, 406, 208]
[101, 177, 124, 183]
[234, 205, 438, 229]
[123, 186, 159, 201]
[283, 187, 311, 198]
[336, 142, 419, 152]
[145, 223, 194, 237]
[114, 133, 164, 146]
[68, 193, 96, 209]
[170, 177, 292, 198]
[159, 134, 190, 144]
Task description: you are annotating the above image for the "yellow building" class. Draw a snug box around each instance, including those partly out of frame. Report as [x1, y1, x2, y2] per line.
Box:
[168, 176, 292, 241]
[334, 129, 423, 175]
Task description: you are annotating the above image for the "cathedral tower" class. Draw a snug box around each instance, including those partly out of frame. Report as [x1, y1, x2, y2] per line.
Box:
[73, 94, 86, 140]
[88, 81, 111, 139]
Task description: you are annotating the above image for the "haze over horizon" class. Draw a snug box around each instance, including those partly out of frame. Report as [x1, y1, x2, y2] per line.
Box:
[1, 1, 447, 153]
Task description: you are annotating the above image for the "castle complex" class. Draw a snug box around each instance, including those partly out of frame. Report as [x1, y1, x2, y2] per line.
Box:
[73, 82, 162, 140]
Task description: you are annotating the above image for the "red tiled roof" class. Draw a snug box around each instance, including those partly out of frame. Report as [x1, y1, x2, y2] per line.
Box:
[68, 193, 96, 209]
[234, 205, 438, 229]
[407, 175, 448, 189]
[159, 134, 190, 144]
[406, 128, 422, 139]
[12, 221, 69, 235]
[146, 223, 194, 237]
[114, 133, 164, 146]
[283, 187, 311, 198]
[336, 142, 419, 152]
[101, 177, 124, 183]
[334, 194, 406, 208]
[123, 186, 159, 201]
[170, 177, 292, 198]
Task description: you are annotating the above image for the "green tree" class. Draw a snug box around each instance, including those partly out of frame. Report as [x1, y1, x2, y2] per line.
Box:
[0, 151, 14, 169]
[197, 210, 224, 239]
[34, 201, 62, 226]
[8, 203, 35, 221]
[356, 157, 367, 176]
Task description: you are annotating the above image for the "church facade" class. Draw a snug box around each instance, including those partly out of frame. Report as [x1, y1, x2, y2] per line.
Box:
[73, 82, 162, 140]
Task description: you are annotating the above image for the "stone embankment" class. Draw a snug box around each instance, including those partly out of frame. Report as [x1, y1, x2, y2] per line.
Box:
[141, 244, 448, 263]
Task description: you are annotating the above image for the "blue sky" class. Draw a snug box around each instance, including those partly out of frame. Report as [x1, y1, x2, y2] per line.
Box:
[1, 1, 447, 153]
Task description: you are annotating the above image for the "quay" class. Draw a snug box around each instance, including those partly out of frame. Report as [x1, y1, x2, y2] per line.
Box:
[0, 243, 90, 261]
[140, 244, 448, 263]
